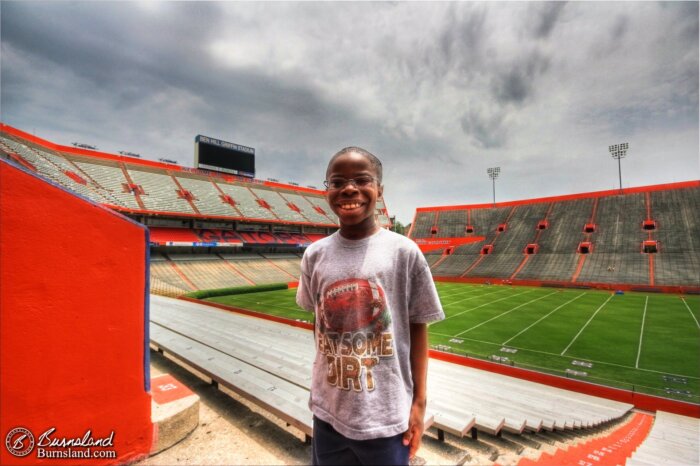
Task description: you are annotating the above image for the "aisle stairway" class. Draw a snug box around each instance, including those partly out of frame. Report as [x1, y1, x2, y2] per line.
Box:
[514, 412, 653, 466]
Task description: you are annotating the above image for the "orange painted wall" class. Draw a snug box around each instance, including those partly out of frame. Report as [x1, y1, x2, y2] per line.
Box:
[0, 160, 152, 464]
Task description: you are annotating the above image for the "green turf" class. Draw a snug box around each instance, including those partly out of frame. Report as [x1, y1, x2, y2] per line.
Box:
[206, 283, 700, 402]
[207, 290, 314, 322]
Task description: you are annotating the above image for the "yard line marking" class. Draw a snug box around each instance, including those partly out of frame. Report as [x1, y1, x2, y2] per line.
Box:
[681, 298, 700, 329]
[439, 289, 484, 301]
[442, 289, 511, 308]
[430, 331, 699, 380]
[442, 289, 536, 321]
[635, 296, 648, 369]
[502, 292, 586, 345]
[455, 291, 559, 337]
[560, 294, 614, 356]
[438, 286, 481, 299]
[442, 288, 509, 307]
[438, 289, 468, 298]
[220, 296, 305, 313]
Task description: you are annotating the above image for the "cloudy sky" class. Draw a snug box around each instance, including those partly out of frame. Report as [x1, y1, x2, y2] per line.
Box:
[2, 1, 698, 224]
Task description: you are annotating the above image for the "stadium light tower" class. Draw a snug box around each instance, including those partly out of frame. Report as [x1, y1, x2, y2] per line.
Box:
[487, 167, 500, 208]
[609, 143, 629, 193]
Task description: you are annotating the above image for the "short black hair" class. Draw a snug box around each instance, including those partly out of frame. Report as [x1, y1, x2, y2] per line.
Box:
[326, 147, 383, 183]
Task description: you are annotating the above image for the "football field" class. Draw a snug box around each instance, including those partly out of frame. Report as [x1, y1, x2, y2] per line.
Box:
[206, 282, 700, 402]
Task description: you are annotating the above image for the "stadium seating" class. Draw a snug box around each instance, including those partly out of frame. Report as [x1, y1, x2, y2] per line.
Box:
[2, 124, 402, 310]
[435, 209, 469, 238]
[425, 254, 444, 267]
[0, 121, 402, 235]
[429, 359, 631, 433]
[150, 276, 191, 297]
[176, 174, 241, 217]
[73, 159, 143, 209]
[516, 199, 593, 281]
[650, 188, 700, 286]
[0, 135, 113, 205]
[148, 252, 305, 293]
[418, 185, 700, 289]
[303, 196, 338, 224]
[169, 255, 253, 289]
[0, 124, 358, 227]
[261, 253, 302, 278]
[576, 193, 649, 284]
[150, 259, 197, 292]
[470, 206, 513, 240]
[654, 253, 700, 287]
[217, 183, 278, 220]
[0, 128, 356, 230]
[219, 254, 297, 283]
[128, 168, 195, 213]
[430, 251, 477, 276]
[427, 206, 513, 277]
[150, 320, 314, 437]
[282, 192, 335, 224]
[412, 211, 437, 238]
[150, 296, 634, 444]
[626, 411, 700, 465]
[36, 148, 115, 203]
[467, 204, 550, 279]
[250, 186, 310, 223]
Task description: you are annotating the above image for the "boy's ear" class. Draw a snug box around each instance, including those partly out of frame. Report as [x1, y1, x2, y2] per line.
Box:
[377, 183, 384, 198]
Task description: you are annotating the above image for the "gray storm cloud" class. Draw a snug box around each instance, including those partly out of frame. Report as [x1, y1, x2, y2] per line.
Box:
[1, 1, 697, 224]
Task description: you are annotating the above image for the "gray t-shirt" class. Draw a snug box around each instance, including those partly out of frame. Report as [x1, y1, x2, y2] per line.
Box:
[296, 228, 444, 440]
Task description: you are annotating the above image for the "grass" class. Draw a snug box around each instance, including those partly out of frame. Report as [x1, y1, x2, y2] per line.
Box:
[206, 282, 700, 402]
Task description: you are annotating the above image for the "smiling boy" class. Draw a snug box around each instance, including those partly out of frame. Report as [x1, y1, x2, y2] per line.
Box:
[296, 147, 444, 465]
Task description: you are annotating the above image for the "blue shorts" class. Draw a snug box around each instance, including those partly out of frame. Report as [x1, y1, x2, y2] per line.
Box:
[312, 416, 409, 466]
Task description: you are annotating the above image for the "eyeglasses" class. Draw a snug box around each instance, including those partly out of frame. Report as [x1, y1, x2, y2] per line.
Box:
[323, 176, 376, 190]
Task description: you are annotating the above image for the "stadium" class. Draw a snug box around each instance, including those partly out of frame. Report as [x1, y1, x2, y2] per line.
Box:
[2, 2, 699, 465]
[1, 120, 698, 465]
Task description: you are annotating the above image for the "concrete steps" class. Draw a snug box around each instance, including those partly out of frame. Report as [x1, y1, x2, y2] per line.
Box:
[150, 373, 200, 455]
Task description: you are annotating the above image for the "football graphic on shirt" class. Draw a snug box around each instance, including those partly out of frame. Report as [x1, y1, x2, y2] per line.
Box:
[320, 278, 387, 333]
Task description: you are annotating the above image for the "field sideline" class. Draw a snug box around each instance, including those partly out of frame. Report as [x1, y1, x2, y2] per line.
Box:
[206, 282, 700, 402]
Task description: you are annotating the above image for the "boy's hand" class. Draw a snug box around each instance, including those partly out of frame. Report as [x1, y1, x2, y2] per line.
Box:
[402, 399, 426, 459]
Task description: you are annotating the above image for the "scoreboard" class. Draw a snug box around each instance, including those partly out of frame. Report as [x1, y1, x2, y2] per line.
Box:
[194, 135, 255, 178]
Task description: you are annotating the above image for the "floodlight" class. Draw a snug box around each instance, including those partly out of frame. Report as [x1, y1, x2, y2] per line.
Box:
[487, 166, 501, 207]
[609, 143, 629, 192]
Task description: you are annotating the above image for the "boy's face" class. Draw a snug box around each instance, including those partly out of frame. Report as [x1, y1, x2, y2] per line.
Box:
[325, 151, 383, 239]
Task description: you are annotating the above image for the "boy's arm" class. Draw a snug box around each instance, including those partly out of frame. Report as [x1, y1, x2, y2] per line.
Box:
[402, 322, 428, 459]
[295, 255, 315, 312]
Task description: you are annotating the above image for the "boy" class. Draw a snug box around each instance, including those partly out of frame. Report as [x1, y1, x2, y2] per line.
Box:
[296, 147, 444, 465]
